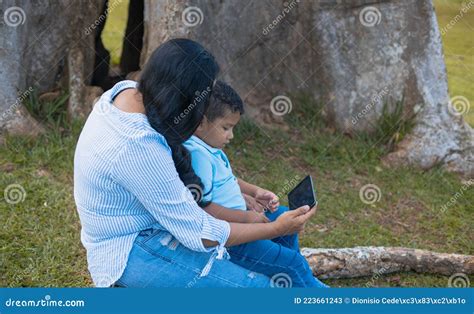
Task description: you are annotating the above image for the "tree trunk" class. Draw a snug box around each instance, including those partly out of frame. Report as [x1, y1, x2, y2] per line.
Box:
[0, 0, 102, 136]
[141, 0, 473, 177]
[302, 246, 474, 279]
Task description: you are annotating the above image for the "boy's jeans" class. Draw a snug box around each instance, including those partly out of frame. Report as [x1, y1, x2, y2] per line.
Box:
[227, 206, 329, 288]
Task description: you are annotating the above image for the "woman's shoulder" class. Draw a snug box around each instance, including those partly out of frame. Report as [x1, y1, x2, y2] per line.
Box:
[110, 80, 138, 97]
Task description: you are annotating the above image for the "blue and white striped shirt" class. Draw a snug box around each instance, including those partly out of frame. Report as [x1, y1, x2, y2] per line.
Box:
[73, 80, 231, 287]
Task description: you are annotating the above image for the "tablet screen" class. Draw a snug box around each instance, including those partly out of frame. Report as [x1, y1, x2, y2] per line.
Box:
[287, 175, 317, 210]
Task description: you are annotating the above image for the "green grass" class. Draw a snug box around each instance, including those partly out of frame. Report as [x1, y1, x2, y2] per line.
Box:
[434, 0, 474, 125]
[0, 120, 90, 287]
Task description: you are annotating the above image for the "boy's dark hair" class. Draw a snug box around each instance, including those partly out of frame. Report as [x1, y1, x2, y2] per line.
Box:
[205, 80, 244, 121]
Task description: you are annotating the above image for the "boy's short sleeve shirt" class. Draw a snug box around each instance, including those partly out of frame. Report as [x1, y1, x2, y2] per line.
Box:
[184, 135, 246, 210]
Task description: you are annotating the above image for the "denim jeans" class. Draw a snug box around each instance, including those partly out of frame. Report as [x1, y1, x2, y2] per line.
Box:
[115, 228, 271, 287]
[115, 207, 328, 288]
[228, 206, 329, 288]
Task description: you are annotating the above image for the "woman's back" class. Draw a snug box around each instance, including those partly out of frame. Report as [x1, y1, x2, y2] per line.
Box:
[74, 80, 162, 285]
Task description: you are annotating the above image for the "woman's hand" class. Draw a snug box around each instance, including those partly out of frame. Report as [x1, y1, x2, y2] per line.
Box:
[273, 205, 316, 235]
[254, 188, 280, 212]
[243, 193, 265, 213]
[245, 210, 270, 223]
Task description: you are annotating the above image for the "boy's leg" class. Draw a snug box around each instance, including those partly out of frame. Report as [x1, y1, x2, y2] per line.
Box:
[265, 205, 299, 251]
[228, 238, 329, 288]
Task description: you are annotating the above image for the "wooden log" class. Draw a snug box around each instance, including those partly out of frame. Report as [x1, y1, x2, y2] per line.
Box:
[301, 246, 474, 279]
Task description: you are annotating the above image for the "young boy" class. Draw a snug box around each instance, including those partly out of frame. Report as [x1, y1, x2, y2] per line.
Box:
[183, 81, 328, 288]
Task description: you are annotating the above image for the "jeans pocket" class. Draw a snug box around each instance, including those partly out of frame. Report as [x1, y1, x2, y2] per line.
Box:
[138, 228, 154, 237]
[136, 228, 164, 245]
[137, 230, 181, 260]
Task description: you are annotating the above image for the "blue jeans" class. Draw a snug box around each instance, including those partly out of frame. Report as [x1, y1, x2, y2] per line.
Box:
[228, 206, 329, 288]
[115, 228, 271, 287]
[116, 207, 328, 288]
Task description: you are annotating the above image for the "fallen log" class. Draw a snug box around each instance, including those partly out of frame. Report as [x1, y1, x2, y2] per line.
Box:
[301, 246, 474, 279]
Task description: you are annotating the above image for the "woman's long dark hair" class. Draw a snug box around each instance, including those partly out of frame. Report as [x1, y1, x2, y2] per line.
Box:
[138, 39, 219, 206]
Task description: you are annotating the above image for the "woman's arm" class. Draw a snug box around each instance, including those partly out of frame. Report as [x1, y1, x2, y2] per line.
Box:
[203, 205, 316, 248]
[203, 202, 269, 223]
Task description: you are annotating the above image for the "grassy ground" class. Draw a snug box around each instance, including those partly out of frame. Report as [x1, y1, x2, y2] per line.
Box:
[1, 97, 472, 287]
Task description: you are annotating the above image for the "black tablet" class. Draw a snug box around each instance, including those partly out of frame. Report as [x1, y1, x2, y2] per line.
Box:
[287, 175, 317, 210]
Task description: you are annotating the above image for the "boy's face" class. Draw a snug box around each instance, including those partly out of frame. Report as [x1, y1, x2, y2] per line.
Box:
[195, 110, 241, 149]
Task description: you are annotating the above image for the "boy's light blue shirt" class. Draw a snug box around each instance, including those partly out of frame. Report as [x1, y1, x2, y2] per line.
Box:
[184, 135, 246, 211]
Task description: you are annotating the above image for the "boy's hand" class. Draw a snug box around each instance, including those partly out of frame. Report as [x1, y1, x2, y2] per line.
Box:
[243, 193, 265, 213]
[254, 188, 280, 213]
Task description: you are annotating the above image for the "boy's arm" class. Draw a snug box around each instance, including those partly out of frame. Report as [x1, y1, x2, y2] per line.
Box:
[242, 193, 265, 212]
[238, 178, 280, 212]
[203, 202, 269, 223]
[237, 178, 260, 197]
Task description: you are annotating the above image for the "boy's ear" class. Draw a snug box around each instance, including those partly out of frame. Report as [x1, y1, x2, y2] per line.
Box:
[196, 116, 208, 131]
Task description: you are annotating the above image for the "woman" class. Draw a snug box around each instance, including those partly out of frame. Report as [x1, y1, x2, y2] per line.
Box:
[74, 38, 318, 287]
